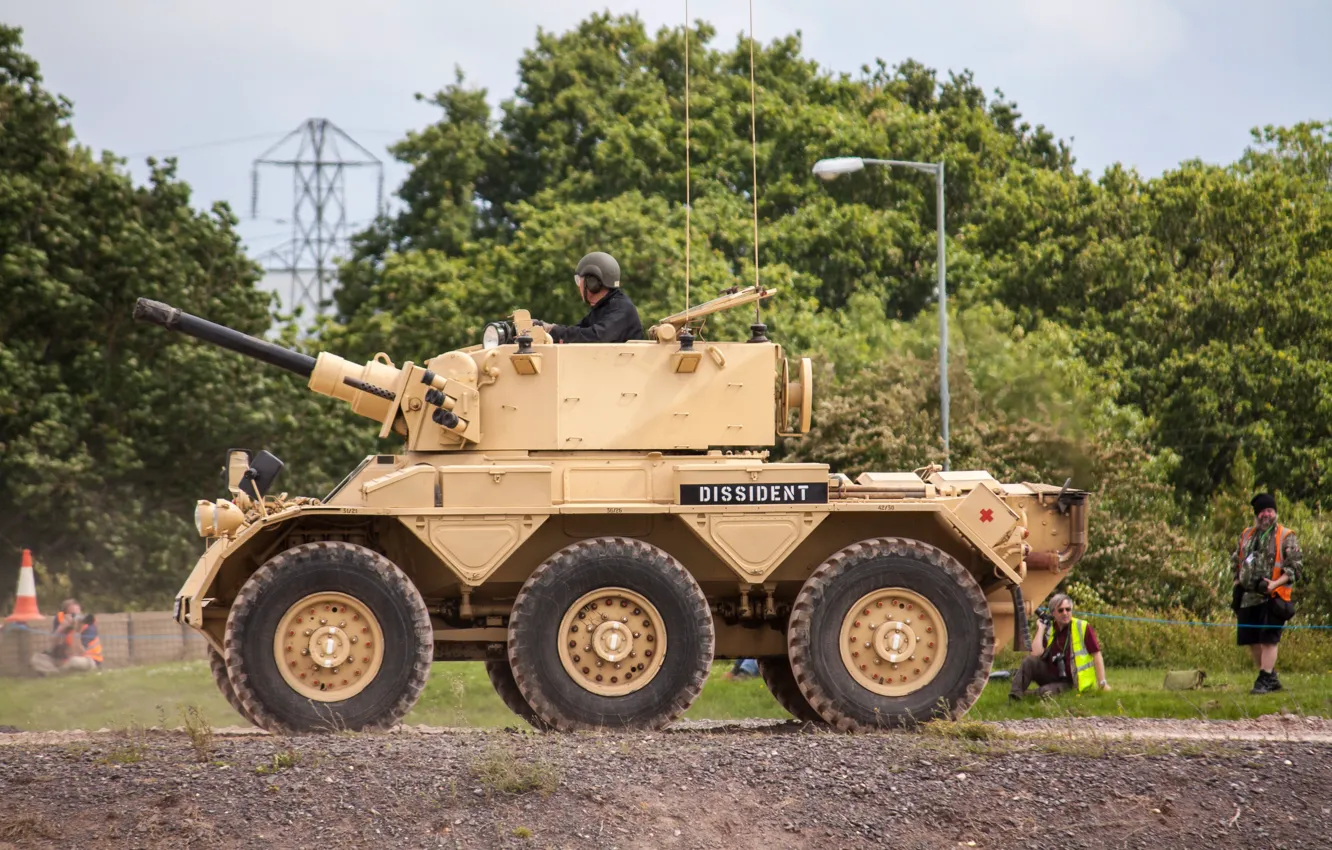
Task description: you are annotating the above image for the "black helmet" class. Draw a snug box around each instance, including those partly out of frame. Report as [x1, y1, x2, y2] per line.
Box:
[575, 251, 621, 294]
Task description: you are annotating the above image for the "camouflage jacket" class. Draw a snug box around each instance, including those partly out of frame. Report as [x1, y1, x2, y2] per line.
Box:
[1231, 524, 1302, 609]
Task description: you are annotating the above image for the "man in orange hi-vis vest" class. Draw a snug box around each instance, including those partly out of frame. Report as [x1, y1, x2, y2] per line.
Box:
[1232, 493, 1302, 695]
[30, 598, 102, 676]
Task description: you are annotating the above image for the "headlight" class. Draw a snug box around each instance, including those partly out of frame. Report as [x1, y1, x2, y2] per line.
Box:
[195, 499, 244, 538]
[195, 500, 217, 537]
[483, 320, 515, 350]
[214, 499, 245, 537]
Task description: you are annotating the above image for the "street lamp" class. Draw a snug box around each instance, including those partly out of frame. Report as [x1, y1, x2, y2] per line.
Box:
[812, 155, 950, 470]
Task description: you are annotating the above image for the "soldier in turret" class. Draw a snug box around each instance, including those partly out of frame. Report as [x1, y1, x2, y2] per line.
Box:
[532, 252, 644, 343]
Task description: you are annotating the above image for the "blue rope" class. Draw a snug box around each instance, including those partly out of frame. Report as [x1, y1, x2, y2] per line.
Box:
[1075, 610, 1332, 631]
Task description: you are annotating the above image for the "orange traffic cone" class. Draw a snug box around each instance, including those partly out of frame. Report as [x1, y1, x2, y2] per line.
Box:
[4, 549, 44, 624]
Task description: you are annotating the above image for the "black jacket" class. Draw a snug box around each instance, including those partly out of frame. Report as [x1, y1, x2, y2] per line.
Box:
[548, 288, 644, 343]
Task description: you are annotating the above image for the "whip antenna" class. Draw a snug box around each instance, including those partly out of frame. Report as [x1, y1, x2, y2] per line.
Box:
[684, 0, 692, 327]
[747, 0, 763, 325]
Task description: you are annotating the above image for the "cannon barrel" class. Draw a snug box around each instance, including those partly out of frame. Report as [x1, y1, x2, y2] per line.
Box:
[133, 298, 316, 378]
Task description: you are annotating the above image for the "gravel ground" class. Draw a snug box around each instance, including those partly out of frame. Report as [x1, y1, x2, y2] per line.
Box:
[2, 718, 1331, 849]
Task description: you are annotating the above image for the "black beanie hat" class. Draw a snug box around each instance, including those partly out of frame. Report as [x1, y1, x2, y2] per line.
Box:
[1250, 493, 1277, 514]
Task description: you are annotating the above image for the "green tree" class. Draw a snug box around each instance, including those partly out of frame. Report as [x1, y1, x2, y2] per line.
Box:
[972, 124, 1332, 505]
[0, 26, 369, 609]
[334, 12, 1079, 362]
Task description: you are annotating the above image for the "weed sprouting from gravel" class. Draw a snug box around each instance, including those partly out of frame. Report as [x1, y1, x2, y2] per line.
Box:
[255, 746, 303, 775]
[181, 705, 215, 762]
[512, 825, 534, 839]
[470, 743, 560, 797]
[97, 745, 146, 765]
[921, 718, 1011, 742]
[0, 814, 60, 841]
[447, 673, 469, 726]
[97, 721, 150, 765]
[64, 742, 91, 759]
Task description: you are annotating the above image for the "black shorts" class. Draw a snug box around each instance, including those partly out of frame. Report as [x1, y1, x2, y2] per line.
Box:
[1237, 603, 1284, 645]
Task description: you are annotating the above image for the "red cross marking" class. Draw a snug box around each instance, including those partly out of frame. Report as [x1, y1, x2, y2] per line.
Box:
[979, 509, 994, 523]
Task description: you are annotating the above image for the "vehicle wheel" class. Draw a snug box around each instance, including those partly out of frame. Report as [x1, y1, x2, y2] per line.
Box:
[758, 656, 824, 724]
[508, 537, 714, 731]
[207, 645, 256, 727]
[224, 542, 433, 734]
[789, 538, 993, 731]
[484, 657, 549, 730]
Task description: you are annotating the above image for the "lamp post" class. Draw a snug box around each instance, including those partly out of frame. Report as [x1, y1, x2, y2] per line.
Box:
[812, 156, 949, 470]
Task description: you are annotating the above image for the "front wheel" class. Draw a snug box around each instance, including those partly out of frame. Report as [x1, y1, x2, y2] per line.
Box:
[789, 538, 993, 731]
[224, 542, 433, 734]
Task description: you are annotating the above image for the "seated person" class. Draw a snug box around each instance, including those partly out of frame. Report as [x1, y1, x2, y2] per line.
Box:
[1009, 593, 1108, 699]
[30, 598, 102, 676]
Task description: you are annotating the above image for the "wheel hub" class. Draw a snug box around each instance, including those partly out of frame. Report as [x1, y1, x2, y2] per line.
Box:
[838, 588, 948, 697]
[308, 624, 353, 668]
[557, 588, 666, 697]
[591, 620, 634, 663]
[874, 621, 921, 664]
[274, 592, 384, 702]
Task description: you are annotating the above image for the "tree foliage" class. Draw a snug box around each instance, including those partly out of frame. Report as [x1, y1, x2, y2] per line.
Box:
[0, 26, 370, 609]
[3, 15, 1330, 622]
[331, 13, 1073, 362]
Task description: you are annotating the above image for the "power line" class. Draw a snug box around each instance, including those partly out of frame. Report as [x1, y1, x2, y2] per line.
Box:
[123, 130, 401, 160]
[242, 230, 294, 245]
[124, 131, 293, 159]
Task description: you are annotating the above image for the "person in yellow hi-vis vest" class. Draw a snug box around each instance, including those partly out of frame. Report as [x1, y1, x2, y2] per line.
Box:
[1233, 493, 1302, 694]
[1009, 593, 1109, 699]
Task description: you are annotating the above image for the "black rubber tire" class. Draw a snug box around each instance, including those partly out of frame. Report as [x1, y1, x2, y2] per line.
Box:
[789, 538, 994, 731]
[484, 657, 549, 731]
[508, 537, 714, 731]
[224, 542, 433, 734]
[758, 656, 825, 724]
[207, 645, 256, 727]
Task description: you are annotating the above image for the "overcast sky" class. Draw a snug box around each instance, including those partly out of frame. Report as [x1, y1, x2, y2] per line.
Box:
[4, 1, 1329, 307]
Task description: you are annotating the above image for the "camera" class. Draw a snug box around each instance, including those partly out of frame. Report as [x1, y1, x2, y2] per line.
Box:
[1248, 574, 1272, 594]
[1035, 606, 1054, 626]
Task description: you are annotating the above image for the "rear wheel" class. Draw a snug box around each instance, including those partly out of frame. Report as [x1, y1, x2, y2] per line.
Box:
[224, 542, 433, 734]
[484, 657, 548, 730]
[789, 538, 993, 731]
[207, 645, 255, 727]
[758, 656, 824, 724]
[508, 537, 714, 731]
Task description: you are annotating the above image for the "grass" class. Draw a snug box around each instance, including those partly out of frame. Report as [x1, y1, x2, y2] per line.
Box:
[3, 658, 1330, 732]
[973, 664, 1332, 722]
[255, 747, 302, 774]
[0, 814, 60, 842]
[469, 744, 560, 796]
[94, 721, 151, 765]
[0, 661, 240, 731]
[180, 705, 215, 762]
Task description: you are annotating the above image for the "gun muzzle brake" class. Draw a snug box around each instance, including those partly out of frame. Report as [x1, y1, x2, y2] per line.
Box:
[342, 376, 396, 401]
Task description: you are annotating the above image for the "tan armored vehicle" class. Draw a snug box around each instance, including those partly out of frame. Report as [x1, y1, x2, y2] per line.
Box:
[135, 288, 1087, 734]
